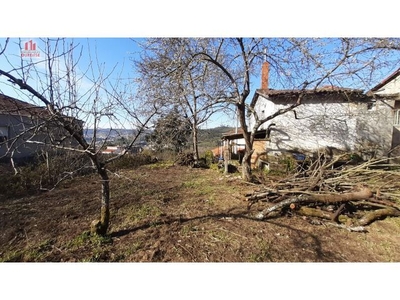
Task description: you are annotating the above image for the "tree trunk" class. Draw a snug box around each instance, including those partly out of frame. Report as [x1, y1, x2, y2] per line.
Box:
[237, 102, 253, 182]
[91, 167, 110, 235]
[241, 151, 252, 182]
[224, 149, 230, 174]
[192, 123, 199, 165]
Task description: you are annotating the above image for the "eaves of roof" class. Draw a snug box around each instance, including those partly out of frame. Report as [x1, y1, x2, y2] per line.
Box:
[257, 87, 365, 97]
[222, 129, 268, 140]
[251, 87, 368, 104]
[369, 68, 400, 93]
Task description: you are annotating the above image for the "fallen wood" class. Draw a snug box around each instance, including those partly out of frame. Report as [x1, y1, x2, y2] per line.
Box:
[249, 154, 400, 228]
[256, 187, 372, 220]
[246, 191, 274, 201]
[326, 222, 368, 233]
[368, 198, 400, 210]
[296, 206, 333, 220]
[309, 186, 372, 204]
[332, 203, 346, 223]
[358, 207, 400, 226]
[256, 197, 299, 219]
[355, 200, 392, 210]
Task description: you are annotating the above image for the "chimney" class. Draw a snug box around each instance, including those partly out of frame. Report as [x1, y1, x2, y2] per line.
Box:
[261, 61, 269, 90]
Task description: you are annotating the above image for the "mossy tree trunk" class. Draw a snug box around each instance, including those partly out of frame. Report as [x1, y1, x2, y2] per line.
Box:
[99, 168, 110, 234]
[91, 162, 111, 235]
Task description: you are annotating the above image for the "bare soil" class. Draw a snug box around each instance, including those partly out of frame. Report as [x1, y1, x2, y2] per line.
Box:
[1, 163, 400, 262]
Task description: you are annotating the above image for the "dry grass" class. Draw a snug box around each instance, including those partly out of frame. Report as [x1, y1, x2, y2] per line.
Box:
[1, 162, 400, 262]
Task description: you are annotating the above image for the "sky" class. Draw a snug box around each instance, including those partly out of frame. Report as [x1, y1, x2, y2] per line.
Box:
[5, 36, 400, 130]
[0, 37, 248, 129]
[1, 1, 400, 129]
[1, 1, 399, 298]
[0, 38, 145, 128]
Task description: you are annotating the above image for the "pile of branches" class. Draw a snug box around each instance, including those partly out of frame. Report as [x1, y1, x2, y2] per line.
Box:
[174, 152, 209, 168]
[247, 154, 400, 232]
[174, 152, 196, 167]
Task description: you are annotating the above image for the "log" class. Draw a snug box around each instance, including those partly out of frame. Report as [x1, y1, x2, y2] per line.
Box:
[296, 206, 333, 220]
[309, 186, 372, 203]
[247, 150, 400, 226]
[256, 197, 300, 219]
[358, 208, 400, 226]
[256, 187, 372, 220]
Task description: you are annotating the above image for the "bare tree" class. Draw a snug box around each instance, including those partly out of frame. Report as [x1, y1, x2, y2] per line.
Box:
[0, 38, 157, 235]
[134, 38, 231, 164]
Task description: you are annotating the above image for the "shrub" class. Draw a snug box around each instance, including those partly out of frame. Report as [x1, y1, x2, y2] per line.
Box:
[107, 152, 156, 171]
[203, 150, 214, 166]
[0, 150, 93, 199]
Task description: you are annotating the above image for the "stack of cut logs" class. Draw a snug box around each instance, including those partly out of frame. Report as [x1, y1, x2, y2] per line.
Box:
[246, 154, 400, 232]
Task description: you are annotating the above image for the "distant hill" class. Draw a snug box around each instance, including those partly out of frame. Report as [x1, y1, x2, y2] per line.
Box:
[197, 126, 236, 152]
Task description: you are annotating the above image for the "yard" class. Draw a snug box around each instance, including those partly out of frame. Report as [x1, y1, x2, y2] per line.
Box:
[1, 162, 399, 262]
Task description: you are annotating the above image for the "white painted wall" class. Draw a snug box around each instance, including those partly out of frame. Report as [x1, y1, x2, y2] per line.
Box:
[374, 76, 400, 95]
[251, 95, 393, 157]
[372, 75, 400, 156]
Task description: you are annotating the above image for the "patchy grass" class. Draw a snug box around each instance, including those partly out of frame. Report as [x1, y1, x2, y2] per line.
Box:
[1, 164, 400, 262]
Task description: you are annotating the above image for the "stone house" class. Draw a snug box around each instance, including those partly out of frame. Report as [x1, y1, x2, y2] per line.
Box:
[0, 93, 83, 160]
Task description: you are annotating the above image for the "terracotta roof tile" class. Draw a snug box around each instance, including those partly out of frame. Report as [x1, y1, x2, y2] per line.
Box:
[257, 87, 365, 96]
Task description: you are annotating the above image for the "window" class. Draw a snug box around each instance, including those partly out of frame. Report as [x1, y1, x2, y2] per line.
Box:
[394, 110, 400, 126]
[0, 126, 8, 143]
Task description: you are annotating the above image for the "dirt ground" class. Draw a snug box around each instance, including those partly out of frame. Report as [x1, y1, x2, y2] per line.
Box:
[1, 162, 400, 262]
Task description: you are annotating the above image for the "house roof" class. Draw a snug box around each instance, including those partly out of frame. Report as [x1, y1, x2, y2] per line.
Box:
[0, 93, 49, 117]
[257, 87, 365, 98]
[251, 86, 368, 106]
[222, 128, 244, 139]
[0, 93, 84, 127]
[370, 67, 400, 92]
